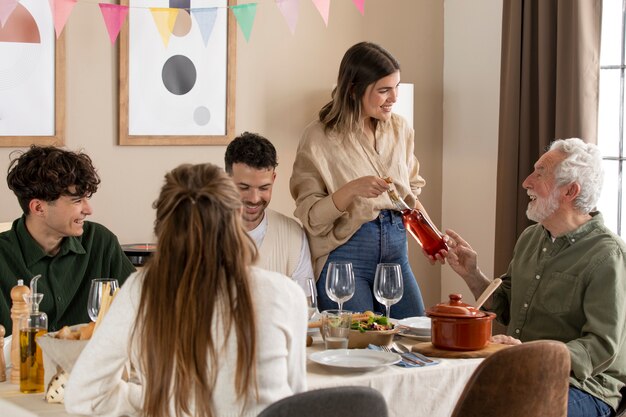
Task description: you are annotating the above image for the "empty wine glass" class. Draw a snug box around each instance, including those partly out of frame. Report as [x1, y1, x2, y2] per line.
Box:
[305, 277, 318, 320]
[373, 263, 403, 318]
[87, 278, 119, 322]
[325, 262, 355, 311]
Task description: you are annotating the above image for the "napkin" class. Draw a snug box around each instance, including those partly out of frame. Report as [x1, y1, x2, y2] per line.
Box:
[38, 326, 90, 389]
[367, 344, 439, 368]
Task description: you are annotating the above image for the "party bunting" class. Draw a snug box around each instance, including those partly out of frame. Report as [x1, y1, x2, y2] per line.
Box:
[4, 0, 363, 45]
[352, 0, 364, 16]
[150, 7, 180, 47]
[231, 3, 256, 43]
[49, 0, 78, 38]
[311, 0, 329, 26]
[98, 3, 128, 44]
[276, 0, 298, 35]
[191, 7, 218, 46]
[0, 0, 18, 28]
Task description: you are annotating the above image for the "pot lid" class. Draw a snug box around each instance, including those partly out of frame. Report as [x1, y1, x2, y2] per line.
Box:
[426, 294, 487, 318]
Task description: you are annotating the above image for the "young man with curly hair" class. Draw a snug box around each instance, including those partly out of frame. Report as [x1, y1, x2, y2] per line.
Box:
[0, 146, 135, 335]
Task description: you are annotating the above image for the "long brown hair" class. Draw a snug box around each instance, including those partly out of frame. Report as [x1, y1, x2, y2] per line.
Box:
[134, 163, 258, 417]
[319, 41, 400, 134]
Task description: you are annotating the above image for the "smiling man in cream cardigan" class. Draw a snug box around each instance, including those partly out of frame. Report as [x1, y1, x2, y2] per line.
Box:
[225, 132, 313, 293]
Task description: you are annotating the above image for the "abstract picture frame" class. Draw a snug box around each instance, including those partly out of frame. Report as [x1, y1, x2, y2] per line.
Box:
[0, 0, 65, 147]
[119, 0, 236, 146]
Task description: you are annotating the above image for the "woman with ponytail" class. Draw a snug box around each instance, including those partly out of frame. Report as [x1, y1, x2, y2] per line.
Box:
[66, 163, 308, 417]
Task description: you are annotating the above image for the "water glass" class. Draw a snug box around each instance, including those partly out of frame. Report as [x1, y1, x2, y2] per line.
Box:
[373, 263, 404, 318]
[87, 278, 119, 322]
[321, 309, 352, 350]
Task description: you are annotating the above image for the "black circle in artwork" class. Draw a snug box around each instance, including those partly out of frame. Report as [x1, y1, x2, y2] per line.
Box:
[162, 55, 197, 95]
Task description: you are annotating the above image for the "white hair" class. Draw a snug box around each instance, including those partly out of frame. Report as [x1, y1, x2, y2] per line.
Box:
[549, 138, 604, 213]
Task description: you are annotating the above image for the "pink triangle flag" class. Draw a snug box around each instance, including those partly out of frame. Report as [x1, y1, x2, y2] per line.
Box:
[98, 3, 129, 44]
[48, 0, 78, 39]
[191, 8, 218, 46]
[275, 0, 299, 35]
[0, 0, 18, 28]
[311, 0, 329, 26]
[351, 0, 364, 15]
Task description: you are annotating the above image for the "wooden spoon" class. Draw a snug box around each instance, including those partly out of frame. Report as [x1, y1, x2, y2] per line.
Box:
[474, 278, 502, 310]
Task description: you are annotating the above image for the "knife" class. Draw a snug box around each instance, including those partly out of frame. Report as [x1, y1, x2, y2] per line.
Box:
[400, 353, 424, 366]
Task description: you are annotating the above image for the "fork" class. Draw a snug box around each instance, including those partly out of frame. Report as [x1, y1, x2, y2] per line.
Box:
[380, 345, 424, 366]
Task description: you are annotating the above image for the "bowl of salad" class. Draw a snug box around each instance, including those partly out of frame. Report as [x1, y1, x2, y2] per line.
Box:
[348, 312, 399, 349]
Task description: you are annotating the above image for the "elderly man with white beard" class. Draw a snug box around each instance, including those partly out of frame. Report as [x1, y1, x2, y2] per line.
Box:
[444, 138, 626, 417]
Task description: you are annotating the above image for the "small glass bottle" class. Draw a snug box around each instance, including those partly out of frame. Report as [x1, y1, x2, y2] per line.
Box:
[387, 188, 449, 257]
[19, 276, 47, 394]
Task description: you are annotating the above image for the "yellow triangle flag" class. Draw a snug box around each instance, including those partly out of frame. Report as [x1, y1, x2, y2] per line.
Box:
[149, 7, 179, 47]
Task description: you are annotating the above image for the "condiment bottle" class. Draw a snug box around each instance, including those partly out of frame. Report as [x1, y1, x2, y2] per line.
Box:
[19, 275, 47, 393]
[387, 187, 448, 257]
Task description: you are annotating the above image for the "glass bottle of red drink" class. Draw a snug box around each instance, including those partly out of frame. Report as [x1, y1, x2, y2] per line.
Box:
[387, 188, 448, 257]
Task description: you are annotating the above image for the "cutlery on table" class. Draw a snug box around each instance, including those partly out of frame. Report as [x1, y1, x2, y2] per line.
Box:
[392, 342, 434, 364]
[380, 345, 424, 366]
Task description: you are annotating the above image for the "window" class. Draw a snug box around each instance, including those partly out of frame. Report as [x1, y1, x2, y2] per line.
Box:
[598, 0, 626, 235]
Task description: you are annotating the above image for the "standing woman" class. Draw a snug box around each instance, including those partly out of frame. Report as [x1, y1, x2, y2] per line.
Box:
[65, 164, 308, 417]
[290, 42, 440, 318]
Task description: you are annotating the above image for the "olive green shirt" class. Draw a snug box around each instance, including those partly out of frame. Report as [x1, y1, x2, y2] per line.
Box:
[490, 212, 626, 410]
[0, 217, 135, 335]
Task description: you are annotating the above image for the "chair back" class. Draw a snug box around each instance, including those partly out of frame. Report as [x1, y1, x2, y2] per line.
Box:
[450, 340, 570, 417]
[258, 386, 389, 417]
[0, 222, 12, 233]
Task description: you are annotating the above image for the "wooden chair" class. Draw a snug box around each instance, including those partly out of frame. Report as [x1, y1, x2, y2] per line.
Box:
[450, 340, 570, 417]
[257, 386, 388, 417]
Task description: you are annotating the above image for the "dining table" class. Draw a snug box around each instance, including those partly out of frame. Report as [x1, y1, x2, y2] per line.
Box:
[0, 335, 483, 417]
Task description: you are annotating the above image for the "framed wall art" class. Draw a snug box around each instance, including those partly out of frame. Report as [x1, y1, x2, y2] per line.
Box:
[119, 0, 236, 145]
[0, 0, 65, 147]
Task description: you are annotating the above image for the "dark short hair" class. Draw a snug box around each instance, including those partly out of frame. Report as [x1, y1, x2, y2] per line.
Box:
[7, 145, 101, 214]
[224, 132, 278, 174]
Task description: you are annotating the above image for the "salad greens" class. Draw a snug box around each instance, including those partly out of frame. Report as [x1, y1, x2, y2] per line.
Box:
[350, 314, 394, 333]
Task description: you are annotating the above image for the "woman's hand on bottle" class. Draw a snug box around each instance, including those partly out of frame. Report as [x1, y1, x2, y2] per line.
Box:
[332, 176, 389, 212]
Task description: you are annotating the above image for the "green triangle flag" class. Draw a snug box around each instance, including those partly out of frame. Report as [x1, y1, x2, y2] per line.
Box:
[231, 3, 257, 42]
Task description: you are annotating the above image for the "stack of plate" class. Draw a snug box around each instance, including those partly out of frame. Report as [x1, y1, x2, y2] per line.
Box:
[396, 316, 432, 341]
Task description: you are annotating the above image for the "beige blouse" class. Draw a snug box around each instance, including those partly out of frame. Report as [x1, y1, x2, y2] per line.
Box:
[289, 114, 426, 279]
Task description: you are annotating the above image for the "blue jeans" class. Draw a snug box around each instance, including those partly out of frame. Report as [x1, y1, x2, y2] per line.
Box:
[316, 210, 425, 319]
[568, 387, 613, 417]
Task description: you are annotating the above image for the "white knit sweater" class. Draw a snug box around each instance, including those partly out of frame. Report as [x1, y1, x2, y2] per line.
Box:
[64, 267, 308, 417]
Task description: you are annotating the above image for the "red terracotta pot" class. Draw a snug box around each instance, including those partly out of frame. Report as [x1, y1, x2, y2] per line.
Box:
[426, 294, 496, 351]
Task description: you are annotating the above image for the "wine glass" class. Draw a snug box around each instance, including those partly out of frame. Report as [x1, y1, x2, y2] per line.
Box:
[305, 277, 318, 320]
[325, 262, 355, 311]
[373, 263, 403, 318]
[87, 278, 119, 322]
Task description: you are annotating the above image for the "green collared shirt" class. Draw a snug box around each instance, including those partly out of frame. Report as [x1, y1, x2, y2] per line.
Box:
[490, 212, 626, 410]
[0, 216, 135, 335]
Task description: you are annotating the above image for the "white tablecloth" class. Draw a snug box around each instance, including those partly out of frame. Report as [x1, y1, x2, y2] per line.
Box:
[0, 337, 482, 417]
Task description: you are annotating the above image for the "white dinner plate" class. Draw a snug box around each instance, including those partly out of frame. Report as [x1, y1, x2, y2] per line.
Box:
[396, 316, 432, 336]
[309, 349, 400, 371]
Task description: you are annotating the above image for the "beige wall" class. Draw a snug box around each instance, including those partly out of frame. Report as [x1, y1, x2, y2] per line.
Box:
[0, 0, 503, 309]
[441, 0, 503, 303]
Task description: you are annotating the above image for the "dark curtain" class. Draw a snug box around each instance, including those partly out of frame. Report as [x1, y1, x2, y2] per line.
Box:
[494, 0, 602, 276]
